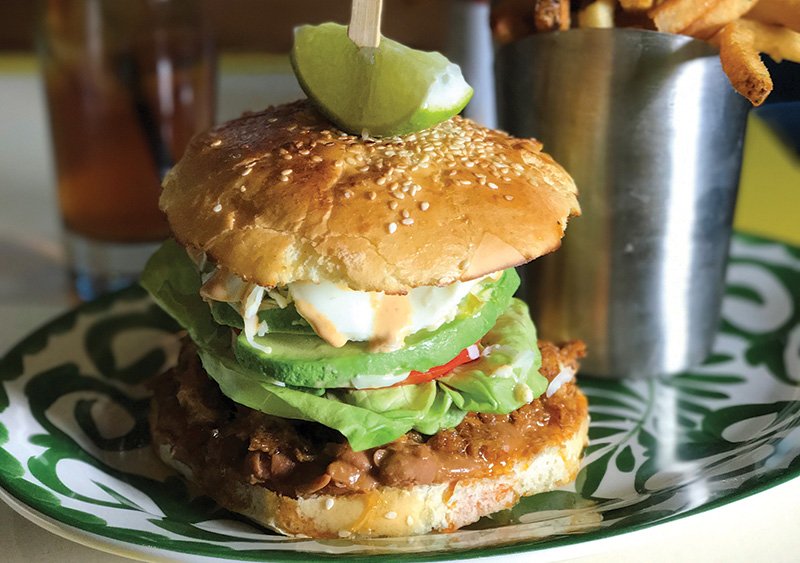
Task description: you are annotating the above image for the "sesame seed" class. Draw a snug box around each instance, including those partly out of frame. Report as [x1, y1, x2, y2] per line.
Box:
[345, 157, 358, 166]
[401, 209, 410, 218]
[388, 222, 397, 234]
[420, 201, 430, 211]
[376, 177, 387, 186]
[367, 191, 377, 200]
[392, 192, 405, 200]
[504, 194, 514, 201]
[402, 217, 414, 225]
[385, 511, 398, 520]
[209, 139, 222, 147]
[488, 182, 499, 189]
[281, 169, 293, 176]
[338, 530, 351, 538]
[239, 185, 246, 192]
[389, 201, 398, 210]
[212, 203, 222, 212]
[268, 117, 278, 123]
[311, 156, 323, 163]
[241, 168, 252, 176]
[343, 190, 353, 199]
[325, 499, 335, 510]
[282, 154, 293, 160]
[280, 176, 289, 182]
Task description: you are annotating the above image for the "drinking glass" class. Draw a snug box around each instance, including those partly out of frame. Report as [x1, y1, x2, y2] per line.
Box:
[38, 0, 216, 300]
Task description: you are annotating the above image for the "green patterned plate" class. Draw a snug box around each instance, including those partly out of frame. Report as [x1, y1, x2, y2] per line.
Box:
[1, 234, 799, 561]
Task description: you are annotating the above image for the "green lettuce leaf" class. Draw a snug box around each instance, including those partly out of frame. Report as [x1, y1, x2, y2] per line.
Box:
[209, 300, 314, 335]
[140, 240, 226, 350]
[439, 301, 546, 413]
[141, 240, 546, 451]
[195, 348, 417, 450]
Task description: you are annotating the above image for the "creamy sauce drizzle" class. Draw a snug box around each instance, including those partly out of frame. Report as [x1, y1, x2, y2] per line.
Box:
[199, 267, 248, 303]
[369, 294, 413, 352]
[294, 299, 349, 348]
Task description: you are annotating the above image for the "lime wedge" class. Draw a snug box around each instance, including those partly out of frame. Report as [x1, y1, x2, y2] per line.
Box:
[291, 22, 473, 137]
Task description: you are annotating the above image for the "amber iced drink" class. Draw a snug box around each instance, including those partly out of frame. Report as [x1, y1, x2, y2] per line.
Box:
[38, 0, 215, 299]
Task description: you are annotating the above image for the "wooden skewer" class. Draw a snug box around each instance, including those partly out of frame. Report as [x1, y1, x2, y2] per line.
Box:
[348, 0, 384, 48]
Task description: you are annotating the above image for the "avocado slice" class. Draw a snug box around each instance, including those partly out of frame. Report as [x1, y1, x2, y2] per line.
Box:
[209, 301, 314, 335]
[233, 269, 520, 388]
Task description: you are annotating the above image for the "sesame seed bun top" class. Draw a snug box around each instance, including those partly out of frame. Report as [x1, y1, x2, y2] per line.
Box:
[160, 100, 579, 293]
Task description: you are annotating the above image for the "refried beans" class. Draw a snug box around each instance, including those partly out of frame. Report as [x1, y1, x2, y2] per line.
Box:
[149, 340, 587, 498]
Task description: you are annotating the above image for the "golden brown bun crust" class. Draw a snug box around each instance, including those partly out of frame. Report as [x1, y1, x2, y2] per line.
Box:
[161, 101, 579, 292]
[152, 397, 589, 538]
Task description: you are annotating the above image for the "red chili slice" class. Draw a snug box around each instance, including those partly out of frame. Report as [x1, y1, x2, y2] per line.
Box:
[392, 344, 480, 387]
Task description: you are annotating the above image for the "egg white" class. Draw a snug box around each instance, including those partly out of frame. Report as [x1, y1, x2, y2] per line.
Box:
[197, 254, 495, 352]
[286, 277, 487, 350]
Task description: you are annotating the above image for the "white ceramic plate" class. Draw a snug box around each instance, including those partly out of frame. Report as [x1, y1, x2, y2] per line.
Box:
[1, 234, 798, 561]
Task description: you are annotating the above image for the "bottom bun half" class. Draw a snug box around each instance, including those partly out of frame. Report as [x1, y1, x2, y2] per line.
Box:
[154, 414, 587, 538]
[149, 341, 589, 539]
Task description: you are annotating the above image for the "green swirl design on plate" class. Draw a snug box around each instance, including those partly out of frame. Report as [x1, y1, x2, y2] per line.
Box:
[0, 235, 799, 561]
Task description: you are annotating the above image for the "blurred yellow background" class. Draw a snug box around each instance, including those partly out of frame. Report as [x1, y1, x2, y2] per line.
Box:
[737, 114, 800, 246]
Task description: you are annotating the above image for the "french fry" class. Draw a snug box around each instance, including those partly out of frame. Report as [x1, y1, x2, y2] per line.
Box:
[492, 0, 796, 109]
[737, 18, 800, 63]
[746, 0, 800, 34]
[681, 0, 758, 40]
[717, 20, 772, 106]
[619, 0, 655, 11]
[649, 0, 718, 34]
[578, 0, 616, 28]
[533, 0, 572, 32]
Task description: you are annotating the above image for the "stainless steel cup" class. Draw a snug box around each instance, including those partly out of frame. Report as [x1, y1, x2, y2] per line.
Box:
[496, 29, 750, 377]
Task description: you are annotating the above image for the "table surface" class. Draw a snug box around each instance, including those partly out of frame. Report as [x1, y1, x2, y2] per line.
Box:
[1, 53, 800, 562]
